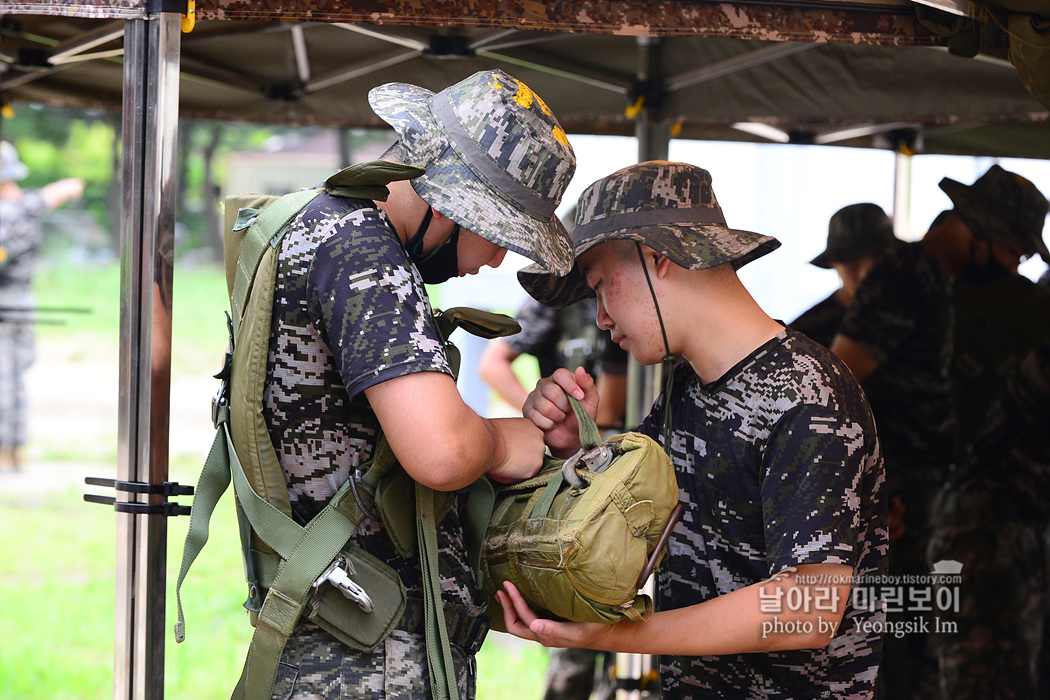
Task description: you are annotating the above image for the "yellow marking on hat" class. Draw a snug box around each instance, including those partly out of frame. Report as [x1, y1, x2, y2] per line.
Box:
[515, 83, 534, 109]
[553, 126, 568, 146]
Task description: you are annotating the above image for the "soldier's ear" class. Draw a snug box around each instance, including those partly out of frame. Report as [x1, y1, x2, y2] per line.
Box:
[653, 251, 673, 279]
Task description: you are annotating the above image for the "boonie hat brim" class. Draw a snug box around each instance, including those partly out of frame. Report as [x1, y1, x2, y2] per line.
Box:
[518, 221, 780, 309]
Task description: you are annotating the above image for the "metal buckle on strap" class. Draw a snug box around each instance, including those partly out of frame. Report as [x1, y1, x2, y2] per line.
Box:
[561, 443, 617, 488]
[313, 556, 374, 613]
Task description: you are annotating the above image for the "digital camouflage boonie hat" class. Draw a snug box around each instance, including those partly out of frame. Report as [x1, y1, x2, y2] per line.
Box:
[518, 161, 780, 308]
[810, 202, 902, 269]
[940, 164, 1050, 262]
[369, 70, 576, 274]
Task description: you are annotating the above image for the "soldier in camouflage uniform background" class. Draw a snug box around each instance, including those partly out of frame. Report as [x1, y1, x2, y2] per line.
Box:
[927, 340, 1050, 699]
[257, 70, 576, 699]
[499, 161, 887, 699]
[790, 203, 902, 348]
[923, 166, 1050, 700]
[936, 166, 1050, 457]
[0, 140, 83, 471]
[828, 195, 961, 700]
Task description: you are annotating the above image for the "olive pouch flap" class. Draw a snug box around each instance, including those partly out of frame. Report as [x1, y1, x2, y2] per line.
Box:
[306, 544, 407, 652]
[324, 160, 425, 201]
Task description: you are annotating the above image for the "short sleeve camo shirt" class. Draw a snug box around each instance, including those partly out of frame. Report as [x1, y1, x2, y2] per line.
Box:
[262, 192, 482, 610]
[638, 329, 887, 699]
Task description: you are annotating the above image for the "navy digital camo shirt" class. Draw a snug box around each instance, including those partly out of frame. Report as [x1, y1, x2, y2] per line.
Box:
[638, 328, 887, 699]
[262, 191, 482, 612]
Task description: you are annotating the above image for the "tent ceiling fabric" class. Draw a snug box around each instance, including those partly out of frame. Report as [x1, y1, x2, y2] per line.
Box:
[2, 1, 1048, 158]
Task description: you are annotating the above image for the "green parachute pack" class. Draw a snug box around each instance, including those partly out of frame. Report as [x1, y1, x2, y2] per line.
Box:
[470, 396, 681, 631]
[173, 161, 520, 700]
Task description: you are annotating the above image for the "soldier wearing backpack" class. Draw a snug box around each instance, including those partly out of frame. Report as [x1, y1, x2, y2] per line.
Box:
[209, 70, 576, 700]
[498, 161, 887, 699]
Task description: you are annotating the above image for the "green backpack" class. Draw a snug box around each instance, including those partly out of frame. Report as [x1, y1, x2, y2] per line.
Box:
[469, 397, 681, 630]
[173, 161, 520, 700]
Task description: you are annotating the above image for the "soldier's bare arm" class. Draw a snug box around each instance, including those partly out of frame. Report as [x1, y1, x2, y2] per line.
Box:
[366, 370, 546, 491]
[497, 562, 854, 655]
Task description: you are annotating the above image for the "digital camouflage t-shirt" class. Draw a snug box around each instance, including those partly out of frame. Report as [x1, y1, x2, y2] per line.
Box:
[262, 191, 480, 611]
[638, 329, 887, 699]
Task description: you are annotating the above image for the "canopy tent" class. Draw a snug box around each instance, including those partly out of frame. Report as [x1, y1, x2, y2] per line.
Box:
[2, 2, 1049, 699]
[3, 1, 1050, 157]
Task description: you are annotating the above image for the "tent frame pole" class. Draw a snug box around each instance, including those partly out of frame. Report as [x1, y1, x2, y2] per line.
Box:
[115, 12, 180, 700]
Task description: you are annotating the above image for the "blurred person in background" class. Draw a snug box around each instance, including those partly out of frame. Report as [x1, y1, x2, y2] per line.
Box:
[938, 167, 1050, 457]
[790, 203, 902, 348]
[0, 140, 84, 471]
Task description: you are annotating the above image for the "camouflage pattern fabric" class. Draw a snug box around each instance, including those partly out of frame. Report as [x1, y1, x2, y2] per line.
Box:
[950, 274, 1050, 454]
[262, 191, 486, 698]
[272, 623, 475, 700]
[0, 191, 46, 448]
[518, 161, 780, 309]
[837, 241, 955, 700]
[788, 291, 846, 349]
[837, 241, 955, 541]
[636, 329, 887, 699]
[369, 70, 576, 275]
[927, 340, 1050, 700]
[505, 296, 627, 380]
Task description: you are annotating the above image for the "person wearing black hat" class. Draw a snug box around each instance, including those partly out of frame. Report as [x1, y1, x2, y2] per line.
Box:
[790, 203, 903, 348]
[935, 166, 1050, 455]
[924, 166, 1050, 700]
[499, 161, 886, 700]
[828, 165, 1050, 699]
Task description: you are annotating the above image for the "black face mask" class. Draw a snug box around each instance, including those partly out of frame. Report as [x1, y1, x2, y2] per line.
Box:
[405, 205, 461, 284]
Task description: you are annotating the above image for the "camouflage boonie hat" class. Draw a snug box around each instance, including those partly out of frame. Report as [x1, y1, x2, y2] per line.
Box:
[518, 161, 780, 308]
[0, 141, 28, 183]
[939, 164, 1050, 262]
[810, 202, 902, 269]
[369, 70, 576, 274]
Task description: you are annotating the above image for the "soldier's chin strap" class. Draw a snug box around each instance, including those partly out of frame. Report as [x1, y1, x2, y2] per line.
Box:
[635, 242, 677, 443]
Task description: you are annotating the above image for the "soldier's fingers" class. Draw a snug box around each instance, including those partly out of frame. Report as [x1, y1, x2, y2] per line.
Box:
[550, 367, 586, 401]
[494, 591, 534, 640]
[522, 394, 563, 430]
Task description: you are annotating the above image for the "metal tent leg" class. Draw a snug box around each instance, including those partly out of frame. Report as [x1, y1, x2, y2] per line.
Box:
[115, 12, 181, 700]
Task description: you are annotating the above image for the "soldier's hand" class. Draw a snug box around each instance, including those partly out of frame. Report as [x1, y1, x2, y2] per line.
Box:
[496, 581, 611, 650]
[485, 417, 546, 484]
[523, 367, 600, 458]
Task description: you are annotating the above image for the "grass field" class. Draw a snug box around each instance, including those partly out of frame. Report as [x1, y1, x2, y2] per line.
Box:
[0, 261, 549, 699]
